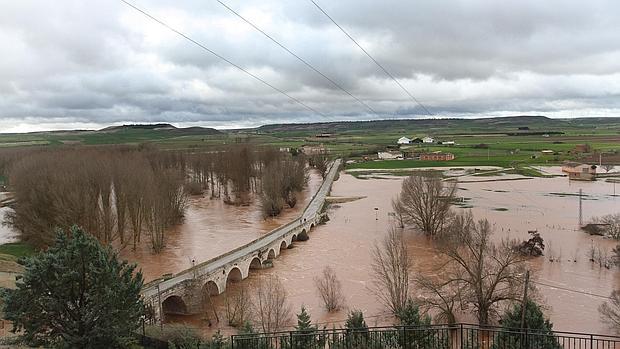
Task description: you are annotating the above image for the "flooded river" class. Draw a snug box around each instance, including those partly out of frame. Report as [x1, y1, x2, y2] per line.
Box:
[162, 168, 619, 336]
[119, 171, 323, 282]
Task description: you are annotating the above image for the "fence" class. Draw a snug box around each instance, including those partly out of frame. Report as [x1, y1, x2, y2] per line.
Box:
[230, 324, 620, 349]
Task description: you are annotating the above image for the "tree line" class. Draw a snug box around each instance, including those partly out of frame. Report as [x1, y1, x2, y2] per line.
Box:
[1, 144, 311, 252]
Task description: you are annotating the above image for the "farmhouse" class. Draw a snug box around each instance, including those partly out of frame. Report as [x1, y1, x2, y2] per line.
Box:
[561, 161, 597, 181]
[422, 136, 435, 143]
[397, 136, 412, 145]
[420, 152, 455, 161]
[378, 151, 403, 160]
[301, 145, 327, 155]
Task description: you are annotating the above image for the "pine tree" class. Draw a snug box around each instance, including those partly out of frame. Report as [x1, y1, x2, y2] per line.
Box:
[293, 306, 318, 348]
[1, 226, 144, 348]
[295, 306, 316, 332]
[492, 299, 560, 349]
[344, 309, 369, 347]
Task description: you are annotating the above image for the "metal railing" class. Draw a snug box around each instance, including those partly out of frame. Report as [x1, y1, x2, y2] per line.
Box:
[230, 324, 620, 349]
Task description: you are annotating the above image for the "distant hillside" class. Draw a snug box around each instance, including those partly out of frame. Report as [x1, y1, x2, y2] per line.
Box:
[100, 123, 221, 135]
[254, 116, 620, 134]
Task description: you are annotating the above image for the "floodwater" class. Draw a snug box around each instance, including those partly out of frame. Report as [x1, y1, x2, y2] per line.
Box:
[120, 172, 323, 282]
[0, 192, 18, 244]
[162, 168, 620, 337]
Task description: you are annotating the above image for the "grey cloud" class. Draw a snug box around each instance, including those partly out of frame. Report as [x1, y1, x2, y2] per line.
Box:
[0, 0, 619, 132]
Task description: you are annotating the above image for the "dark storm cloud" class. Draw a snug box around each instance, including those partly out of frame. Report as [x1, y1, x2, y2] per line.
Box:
[0, 0, 619, 132]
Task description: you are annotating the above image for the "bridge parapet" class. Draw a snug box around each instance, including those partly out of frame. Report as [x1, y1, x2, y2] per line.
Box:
[142, 159, 341, 322]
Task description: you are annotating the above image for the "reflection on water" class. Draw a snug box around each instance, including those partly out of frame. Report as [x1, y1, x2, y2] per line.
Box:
[158, 167, 619, 337]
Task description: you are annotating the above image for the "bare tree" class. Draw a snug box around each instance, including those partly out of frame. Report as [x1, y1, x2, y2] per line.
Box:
[314, 266, 345, 312]
[600, 214, 620, 240]
[602, 164, 615, 173]
[393, 173, 456, 236]
[600, 290, 620, 334]
[253, 276, 292, 333]
[371, 227, 412, 315]
[309, 153, 329, 178]
[225, 286, 252, 327]
[436, 211, 526, 325]
[415, 274, 462, 325]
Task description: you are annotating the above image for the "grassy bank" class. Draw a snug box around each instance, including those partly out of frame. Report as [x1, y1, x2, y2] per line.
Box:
[0, 242, 35, 258]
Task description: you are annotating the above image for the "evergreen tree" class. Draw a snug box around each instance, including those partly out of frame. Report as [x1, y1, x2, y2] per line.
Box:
[235, 321, 263, 349]
[295, 306, 316, 332]
[345, 309, 368, 330]
[344, 309, 369, 347]
[1, 226, 144, 348]
[397, 299, 431, 327]
[492, 299, 560, 349]
[292, 306, 319, 348]
[396, 299, 437, 348]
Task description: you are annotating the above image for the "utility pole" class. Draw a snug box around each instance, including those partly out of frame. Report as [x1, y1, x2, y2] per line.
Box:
[520, 270, 530, 330]
[578, 189, 583, 228]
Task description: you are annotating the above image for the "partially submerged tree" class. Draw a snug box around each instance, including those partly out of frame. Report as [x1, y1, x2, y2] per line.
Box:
[392, 173, 456, 236]
[436, 211, 527, 325]
[314, 266, 345, 312]
[371, 227, 412, 315]
[309, 152, 329, 178]
[516, 231, 545, 257]
[599, 290, 620, 334]
[2, 226, 144, 347]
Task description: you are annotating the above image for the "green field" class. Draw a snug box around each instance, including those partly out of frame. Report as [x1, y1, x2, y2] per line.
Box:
[0, 242, 36, 258]
[0, 116, 619, 171]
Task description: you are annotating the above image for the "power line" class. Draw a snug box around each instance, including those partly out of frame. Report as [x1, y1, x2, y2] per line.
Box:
[308, 0, 433, 116]
[532, 280, 613, 300]
[217, 0, 379, 116]
[119, 0, 326, 117]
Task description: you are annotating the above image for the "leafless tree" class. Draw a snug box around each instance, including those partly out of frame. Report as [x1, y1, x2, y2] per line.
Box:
[371, 227, 412, 315]
[225, 286, 252, 327]
[600, 290, 620, 334]
[602, 164, 615, 173]
[600, 214, 620, 240]
[309, 153, 329, 178]
[314, 266, 345, 312]
[393, 173, 457, 236]
[435, 211, 526, 325]
[415, 274, 463, 325]
[253, 276, 292, 333]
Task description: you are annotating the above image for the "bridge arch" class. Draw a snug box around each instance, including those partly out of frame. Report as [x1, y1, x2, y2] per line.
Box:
[298, 229, 309, 241]
[267, 249, 276, 260]
[291, 234, 297, 242]
[280, 241, 287, 250]
[226, 267, 243, 284]
[162, 295, 187, 315]
[203, 280, 220, 296]
[249, 257, 262, 270]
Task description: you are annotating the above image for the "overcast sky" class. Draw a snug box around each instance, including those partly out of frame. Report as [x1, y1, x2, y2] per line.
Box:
[1, 0, 619, 132]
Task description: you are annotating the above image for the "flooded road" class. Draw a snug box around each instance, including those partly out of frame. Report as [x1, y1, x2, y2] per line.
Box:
[163, 168, 619, 337]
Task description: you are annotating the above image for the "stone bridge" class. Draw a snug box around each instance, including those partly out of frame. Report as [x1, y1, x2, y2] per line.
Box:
[141, 159, 342, 322]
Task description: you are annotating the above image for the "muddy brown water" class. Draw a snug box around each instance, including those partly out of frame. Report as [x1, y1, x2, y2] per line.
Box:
[118, 171, 323, 282]
[157, 168, 620, 337]
[1, 170, 618, 336]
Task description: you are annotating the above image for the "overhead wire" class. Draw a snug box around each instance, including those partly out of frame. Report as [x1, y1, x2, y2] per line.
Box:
[216, 0, 379, 116]
[119, 0, 327, 117]
[308, 0, 433, 116]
